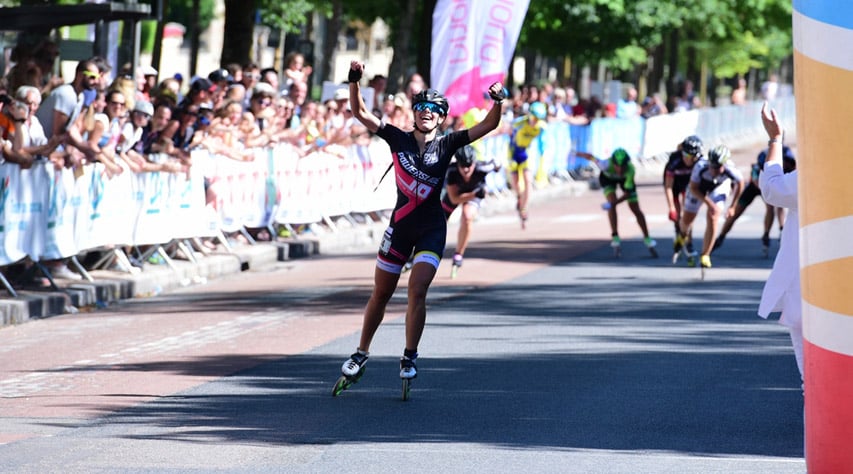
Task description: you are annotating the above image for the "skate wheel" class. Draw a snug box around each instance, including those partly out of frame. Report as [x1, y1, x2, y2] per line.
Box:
[402, 378, 411, 401]
[332, 375, 350, 397]
[671, 253, 679, 264]
[649, 248, 658, 258]
[700, 267, 706, 281]
[450, 266, 458, 279]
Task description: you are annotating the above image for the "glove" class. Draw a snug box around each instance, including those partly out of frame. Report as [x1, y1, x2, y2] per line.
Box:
[489, 86, 509, 103]
[348, 67, 362, 84]
[668, 209, 678, 222]
[475, 186, 486, 199]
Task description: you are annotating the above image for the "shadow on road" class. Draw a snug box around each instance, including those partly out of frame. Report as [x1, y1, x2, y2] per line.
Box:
[65, 243, 801, 460]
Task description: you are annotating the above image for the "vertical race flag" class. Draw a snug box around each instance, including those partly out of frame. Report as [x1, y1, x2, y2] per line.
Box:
[431, 0, 529, 117]
[792, 1, 853, 471]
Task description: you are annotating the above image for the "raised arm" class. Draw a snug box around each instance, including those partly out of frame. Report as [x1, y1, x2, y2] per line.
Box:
[467, 83, 506, 142]
[348, 61, 381, 133]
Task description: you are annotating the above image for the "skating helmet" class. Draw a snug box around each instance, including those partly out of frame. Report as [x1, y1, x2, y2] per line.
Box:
[681, 135, 703, 157]
[455, 145, 475, 168]
[610, 148, 630, 166]
[707, 145, 731, 169]
[529, 101, 547, 120]
[758, 146, 795, 170]
[412, 89, 449, 116]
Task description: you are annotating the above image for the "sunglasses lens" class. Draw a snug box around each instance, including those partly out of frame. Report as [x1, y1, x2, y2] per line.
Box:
[415, 102, 441, 114]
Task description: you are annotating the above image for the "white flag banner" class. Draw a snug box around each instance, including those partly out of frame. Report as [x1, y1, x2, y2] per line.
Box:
[431, 0, 529, 117]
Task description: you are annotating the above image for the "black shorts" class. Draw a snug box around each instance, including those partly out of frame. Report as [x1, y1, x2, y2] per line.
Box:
[737, 181, 762, 208]
[377, 224, 446, 274]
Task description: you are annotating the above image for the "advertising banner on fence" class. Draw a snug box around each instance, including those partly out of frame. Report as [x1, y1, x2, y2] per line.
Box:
[431, 0, 529, 117]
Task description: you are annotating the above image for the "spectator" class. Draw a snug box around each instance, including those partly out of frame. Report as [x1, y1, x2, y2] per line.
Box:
[616, 86, 640, 118]
[240, 62, 261, 108]
[367, 74, 387, 117]
[761, 73, 779, 101]
[287, 80, 309, 125]
[673, 80, 701, 112]
[225, 63, 243, 84]
[731, 77, 748, 105]
[87, 89, 128, 177]
[138, 65, 158, 103]
[208, 68, 233, 109]
[260, 67, 281, 93]
[640, 93, 668, 118]
[35, 59, 101, 164]
[282, 52, 312, 90]
[404, 72, 425, 101]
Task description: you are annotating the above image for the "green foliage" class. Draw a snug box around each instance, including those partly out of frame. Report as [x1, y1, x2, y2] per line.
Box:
[258, 0, 325, 34]
[165, 0, 216, 32]
[520, 0, 793, 81]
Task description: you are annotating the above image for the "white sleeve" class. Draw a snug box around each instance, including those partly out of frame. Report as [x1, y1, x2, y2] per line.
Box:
[759, 164, 797, 210]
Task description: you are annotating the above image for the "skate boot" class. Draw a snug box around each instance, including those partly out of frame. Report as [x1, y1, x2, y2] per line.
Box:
[450, 253, 463, 279]
[400, 351, 418, 401]
[611, 235, 622, 257]
[672, 234, 685, 263]
[519, 208, 528, 229]
[761, 234, 770, 258]
[644, 236, 658, 258]
[685, 241, 697, 267]
[700, 254, 711, 280]
[332, 350, 368, 396]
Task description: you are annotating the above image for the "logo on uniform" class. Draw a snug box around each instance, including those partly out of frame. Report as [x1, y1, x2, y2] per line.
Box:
[423, 151, 438, 166]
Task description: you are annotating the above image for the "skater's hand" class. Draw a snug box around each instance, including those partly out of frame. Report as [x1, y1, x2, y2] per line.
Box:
[348, 61, 364, 83]
[668, 208, 678, 222]
[487, 83, 508, 102]
[760, 102, 783, 141]
[474, 185, 486, 199]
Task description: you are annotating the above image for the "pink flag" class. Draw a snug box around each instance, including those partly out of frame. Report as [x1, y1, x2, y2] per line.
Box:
[431, 0, 529, 117]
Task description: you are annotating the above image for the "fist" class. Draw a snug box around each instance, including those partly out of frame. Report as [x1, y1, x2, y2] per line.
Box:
[668, 209, 678, 222]
[488, 83, 508, 102]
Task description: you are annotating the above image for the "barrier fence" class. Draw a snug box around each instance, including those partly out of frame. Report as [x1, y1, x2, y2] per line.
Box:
[0, 97, 795, 291]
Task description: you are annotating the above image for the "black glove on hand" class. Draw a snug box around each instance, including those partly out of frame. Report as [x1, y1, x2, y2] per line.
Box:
[348, 68, 362, 84]
[475, 186, 487, 199]
[489, 87, 508, 103]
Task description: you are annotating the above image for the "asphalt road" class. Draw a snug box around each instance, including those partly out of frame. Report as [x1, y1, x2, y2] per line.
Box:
[0, 148, 805, 473]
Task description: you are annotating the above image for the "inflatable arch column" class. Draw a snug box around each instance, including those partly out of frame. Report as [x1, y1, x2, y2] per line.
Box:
[793, 1, 853, 471]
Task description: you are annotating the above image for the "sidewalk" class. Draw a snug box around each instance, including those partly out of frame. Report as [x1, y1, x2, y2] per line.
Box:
[0, 177, 592, 328]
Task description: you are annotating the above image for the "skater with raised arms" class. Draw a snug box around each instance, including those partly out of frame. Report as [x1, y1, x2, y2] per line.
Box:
[333, 60, 506, 399]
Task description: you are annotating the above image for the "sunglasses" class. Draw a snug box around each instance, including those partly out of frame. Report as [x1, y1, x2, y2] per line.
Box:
[413, 102, 444, 115]
[83, 70, 100, 79]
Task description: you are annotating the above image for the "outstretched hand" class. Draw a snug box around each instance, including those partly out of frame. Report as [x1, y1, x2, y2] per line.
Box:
[760, 101, 783, 140]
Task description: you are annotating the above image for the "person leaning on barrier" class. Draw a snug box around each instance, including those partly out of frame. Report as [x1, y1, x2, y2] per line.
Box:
[8, 86, 67, 167]
[35, 59, 102, 168]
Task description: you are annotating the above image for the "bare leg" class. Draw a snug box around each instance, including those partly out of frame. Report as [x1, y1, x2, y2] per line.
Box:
[605, 192, 619, 236]
[702, 203, 722, 257]
[455, 202, 478, 257]
[357, 267, 401, 352]
[404, 261, 437, 352]
[628, 201, 650, 238]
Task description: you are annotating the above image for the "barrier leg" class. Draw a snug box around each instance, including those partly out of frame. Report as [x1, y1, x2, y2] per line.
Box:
[69, 256, 94, 282]
[0, 270, 17, 297]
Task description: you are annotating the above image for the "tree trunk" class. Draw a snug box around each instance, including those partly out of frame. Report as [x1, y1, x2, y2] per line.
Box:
[320, 0, 343, 84]
[221, 0, 255, 67]
[387, 0, 417, 93]
[665, 29, 679, 101]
